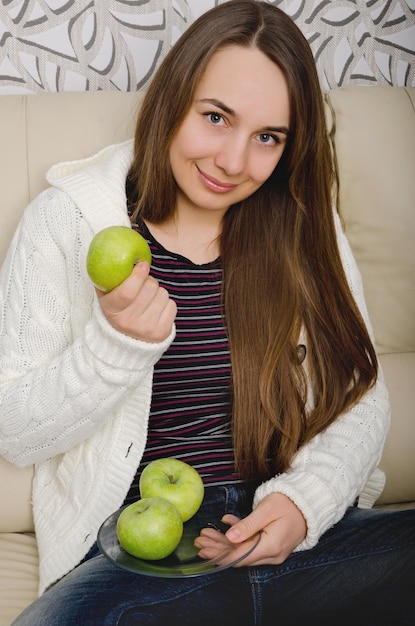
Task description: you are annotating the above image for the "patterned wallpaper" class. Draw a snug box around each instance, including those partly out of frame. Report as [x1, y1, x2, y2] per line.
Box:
[0, 0, 414, 94]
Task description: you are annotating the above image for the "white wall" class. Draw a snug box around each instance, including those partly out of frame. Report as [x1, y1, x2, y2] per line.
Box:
[0, 0, 414, 94]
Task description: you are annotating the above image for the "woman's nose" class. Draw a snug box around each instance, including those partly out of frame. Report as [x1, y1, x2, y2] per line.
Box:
[214, 134, 248, 177]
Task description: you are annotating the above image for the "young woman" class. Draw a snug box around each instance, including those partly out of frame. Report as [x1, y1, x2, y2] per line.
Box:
[1, 1, 413, 624]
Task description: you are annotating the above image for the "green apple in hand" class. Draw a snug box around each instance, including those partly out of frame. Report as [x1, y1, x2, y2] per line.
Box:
[139, 458, 204, 522]
[116, 497, 183, 560]
[86, 225, 151, 292]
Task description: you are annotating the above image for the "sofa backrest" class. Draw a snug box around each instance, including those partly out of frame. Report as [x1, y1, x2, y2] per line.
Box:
[0, 87, 414, 532]
[324, 87, 415, 505]
[0, 91, 143, 267]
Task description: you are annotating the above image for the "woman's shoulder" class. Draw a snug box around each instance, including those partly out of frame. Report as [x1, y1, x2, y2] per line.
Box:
[22, 186, 84, 242]
[44, 140, 133, 234]
[46, 139, 133, 190]
[20, 140, 134, 246]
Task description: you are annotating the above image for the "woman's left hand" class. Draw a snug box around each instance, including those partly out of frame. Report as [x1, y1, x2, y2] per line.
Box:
[194, 492, 307, 567]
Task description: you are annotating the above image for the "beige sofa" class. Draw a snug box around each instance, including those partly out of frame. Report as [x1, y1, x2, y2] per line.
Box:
[0, 86, 414, 625]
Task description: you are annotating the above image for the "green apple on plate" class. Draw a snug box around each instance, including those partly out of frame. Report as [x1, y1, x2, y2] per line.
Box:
[116, 497, 183, 560]
[139, 458, 205, 522]
[86, 225, 151, 292]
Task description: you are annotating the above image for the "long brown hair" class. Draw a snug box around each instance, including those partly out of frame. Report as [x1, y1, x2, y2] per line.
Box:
[128, 0, 377, 480]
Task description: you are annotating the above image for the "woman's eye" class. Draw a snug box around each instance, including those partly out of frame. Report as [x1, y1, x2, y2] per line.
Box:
[258, 133, 278, 145]
[207, 112, 224, 125]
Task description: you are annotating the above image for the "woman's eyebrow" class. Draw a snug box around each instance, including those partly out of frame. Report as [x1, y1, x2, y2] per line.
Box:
[198, 97, 289, 135]
[266, 125, 290, 136]
[198, 98, 235, 116]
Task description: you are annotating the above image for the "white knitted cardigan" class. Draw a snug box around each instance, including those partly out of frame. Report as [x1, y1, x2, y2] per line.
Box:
[0, 141, 390, 595]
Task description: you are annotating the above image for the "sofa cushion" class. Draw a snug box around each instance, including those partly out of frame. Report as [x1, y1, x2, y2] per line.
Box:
[377, 352, 415, 505]
[0, 458, 34, 534]
[0, 533, 38, 626]
[0, 96, 30, 270]
[0, 91, 141, 267]
[326, 86, 415, 357]
[325, 86, 415, 509]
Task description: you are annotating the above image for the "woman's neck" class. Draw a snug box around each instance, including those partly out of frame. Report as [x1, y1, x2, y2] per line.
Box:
[145, 206, 223, 265]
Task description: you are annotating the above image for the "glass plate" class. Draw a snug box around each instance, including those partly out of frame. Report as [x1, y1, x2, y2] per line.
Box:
[97, 505, 261, 578]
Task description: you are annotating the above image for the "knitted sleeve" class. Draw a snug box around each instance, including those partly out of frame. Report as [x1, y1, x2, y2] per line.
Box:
[0, 189, 174, 467]
[253, 210, 390, 548]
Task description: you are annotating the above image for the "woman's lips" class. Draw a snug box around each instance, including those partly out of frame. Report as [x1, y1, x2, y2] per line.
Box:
[196, 166, 238, 193]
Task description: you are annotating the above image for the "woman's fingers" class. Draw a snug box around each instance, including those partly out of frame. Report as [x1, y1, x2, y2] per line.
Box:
[195, 493, 307, 568]
[97, 262, 177, 342]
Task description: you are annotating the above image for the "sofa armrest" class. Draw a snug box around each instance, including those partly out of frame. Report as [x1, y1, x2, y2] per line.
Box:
[0, 457, 34, 533]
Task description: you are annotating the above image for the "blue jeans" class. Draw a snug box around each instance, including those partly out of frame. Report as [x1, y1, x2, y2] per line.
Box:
[13, 483, 415, 625]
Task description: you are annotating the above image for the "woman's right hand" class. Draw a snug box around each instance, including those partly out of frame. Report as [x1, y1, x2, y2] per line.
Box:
[96, 261, 177, 343]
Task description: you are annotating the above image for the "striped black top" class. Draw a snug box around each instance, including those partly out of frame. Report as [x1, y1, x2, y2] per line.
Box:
[124, 220, 241, 505]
